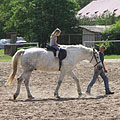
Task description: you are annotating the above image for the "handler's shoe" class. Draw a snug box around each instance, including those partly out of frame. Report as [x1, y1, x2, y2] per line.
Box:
[106, 91, 114, 95]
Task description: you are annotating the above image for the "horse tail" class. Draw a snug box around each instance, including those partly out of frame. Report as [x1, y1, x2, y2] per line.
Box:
[6, 49, 25, 85]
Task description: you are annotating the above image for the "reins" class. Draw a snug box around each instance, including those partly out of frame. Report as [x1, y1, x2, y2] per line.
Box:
[90, 51, 101, 68]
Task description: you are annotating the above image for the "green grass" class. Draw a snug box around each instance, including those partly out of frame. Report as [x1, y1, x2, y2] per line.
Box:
[0, 46, 37, 62]
[17, 46, 37, 50]
[0, 47, 120, 62]
[104, 55, 120, 59]
[0, 49, 12, 62]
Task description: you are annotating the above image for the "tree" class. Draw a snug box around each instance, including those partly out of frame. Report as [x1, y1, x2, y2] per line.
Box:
[0, 0, 12, 38]
[102, 20, 120, 55]
[1, 0, 79, 46]
[77, 0, 92, 9]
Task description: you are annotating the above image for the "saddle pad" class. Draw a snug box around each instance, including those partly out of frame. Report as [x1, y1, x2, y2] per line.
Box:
[58, 49, 67, 61]
[46, 45, 67, 60]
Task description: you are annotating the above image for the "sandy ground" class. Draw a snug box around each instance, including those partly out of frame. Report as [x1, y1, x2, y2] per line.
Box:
[0, 60, 120, 120]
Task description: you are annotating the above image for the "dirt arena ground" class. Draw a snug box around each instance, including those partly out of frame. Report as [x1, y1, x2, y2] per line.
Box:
[0, 60, 120, 120]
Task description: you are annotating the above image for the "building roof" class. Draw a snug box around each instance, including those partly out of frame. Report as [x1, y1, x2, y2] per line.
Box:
[77, 0, 120, 18]
[80, 25, 110, 33]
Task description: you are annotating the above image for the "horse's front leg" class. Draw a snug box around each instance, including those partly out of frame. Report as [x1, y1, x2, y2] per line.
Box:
[54, 71, 66, 98]
[69, 71, 82, 97]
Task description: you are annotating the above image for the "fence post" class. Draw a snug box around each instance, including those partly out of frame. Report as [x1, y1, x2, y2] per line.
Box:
[10, 33, 17, 56]
[4, 33, 17, 56]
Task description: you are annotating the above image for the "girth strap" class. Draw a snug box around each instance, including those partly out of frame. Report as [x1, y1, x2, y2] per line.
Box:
[59, 60, 62, 71]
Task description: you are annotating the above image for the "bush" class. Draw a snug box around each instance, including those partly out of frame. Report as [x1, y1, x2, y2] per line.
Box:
[103, 20, 120, 55]
[78, 11, 118, 25]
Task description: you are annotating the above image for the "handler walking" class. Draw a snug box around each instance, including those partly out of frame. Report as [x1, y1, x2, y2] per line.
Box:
[86, 46, 114, 95]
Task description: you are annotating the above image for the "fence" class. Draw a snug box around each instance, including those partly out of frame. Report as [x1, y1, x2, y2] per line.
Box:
[4, 42, 39, 56]
[83, 40, 120, 54]
[83, 40, 120, 46]
[82, 32, 103, 47]
[58, 34, 82, 45]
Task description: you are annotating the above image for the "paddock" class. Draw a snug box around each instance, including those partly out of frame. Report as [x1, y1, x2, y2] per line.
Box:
[0, 60, 120, 119]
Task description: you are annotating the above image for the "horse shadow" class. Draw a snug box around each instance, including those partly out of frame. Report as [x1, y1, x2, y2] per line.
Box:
[8, 94, 107, 102]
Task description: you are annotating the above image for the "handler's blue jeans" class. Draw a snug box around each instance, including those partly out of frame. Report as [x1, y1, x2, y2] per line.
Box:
[86, 69, 110, 93]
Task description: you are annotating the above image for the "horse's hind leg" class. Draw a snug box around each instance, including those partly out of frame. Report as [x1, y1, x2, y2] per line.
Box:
[14, 73, 24, 100]
[69, 71, 82, 97]
[24, 71, 34, 99]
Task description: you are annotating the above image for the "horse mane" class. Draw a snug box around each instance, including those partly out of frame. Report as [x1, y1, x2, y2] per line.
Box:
[60, 44, 84, 49]
[45, 44, 93, 55]
[60, 44, 93, 52]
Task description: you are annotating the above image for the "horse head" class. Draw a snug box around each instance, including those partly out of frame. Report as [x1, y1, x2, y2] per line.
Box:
[90, 48, 102, 70]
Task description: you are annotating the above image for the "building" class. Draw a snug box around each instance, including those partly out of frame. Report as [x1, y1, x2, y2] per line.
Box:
[80, 25, 110, 47]
[76, 0, 120, 18]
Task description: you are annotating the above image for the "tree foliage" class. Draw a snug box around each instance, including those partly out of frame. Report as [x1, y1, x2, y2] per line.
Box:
[102, 20, 120, 55]
[78, 11, 119, 25]
[0, 0, 79, 45]
[104, 20, 120, 40]
[77, 0, 92, 9]
[1, 0, 120, 50]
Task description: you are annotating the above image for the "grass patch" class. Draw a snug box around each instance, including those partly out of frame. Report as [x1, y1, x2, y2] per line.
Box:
[17, 46, 37, 50]
[104, 55, 120, 59]
[1, 46, 120, 62]
[0, 46, 37, 62]
[0, 49, 12, 62]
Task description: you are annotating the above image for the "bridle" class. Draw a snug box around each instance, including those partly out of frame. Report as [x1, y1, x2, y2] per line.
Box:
[90, 49, 101, 67]
[90, 49, 103, 83]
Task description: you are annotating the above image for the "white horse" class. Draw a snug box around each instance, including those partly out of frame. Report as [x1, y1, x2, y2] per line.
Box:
[6, 44, 102, 100]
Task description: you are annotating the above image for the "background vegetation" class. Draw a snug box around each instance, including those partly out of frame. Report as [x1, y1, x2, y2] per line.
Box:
[0, 0, 120, 55]
[102, 20, 120, 55]
[0, 0, 81, 44]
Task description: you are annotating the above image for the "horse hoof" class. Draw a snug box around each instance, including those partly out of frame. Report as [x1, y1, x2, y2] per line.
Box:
[56, 95, 60, 99]
[54, 93, 60, 99]
[13, 95, 17, 100]
[78, 93, 82, 98]
[13, 93, 19, 100]
[28, 96, 35, 99]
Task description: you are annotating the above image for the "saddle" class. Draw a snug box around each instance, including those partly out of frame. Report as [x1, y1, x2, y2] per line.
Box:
[46, 45, 67, 71]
